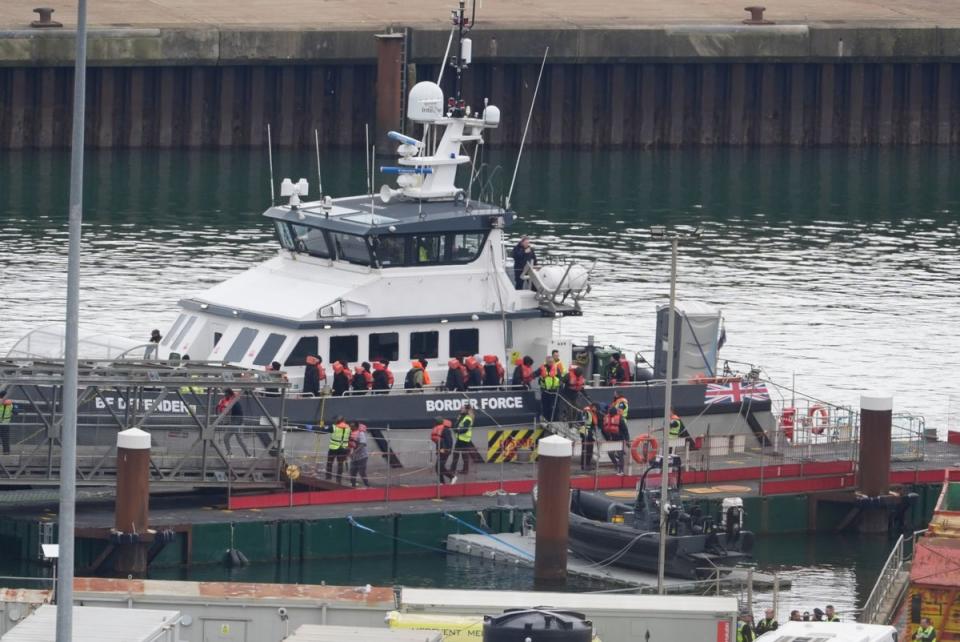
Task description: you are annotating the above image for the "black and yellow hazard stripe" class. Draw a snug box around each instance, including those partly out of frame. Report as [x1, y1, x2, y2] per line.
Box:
[486, 428, 544, 463]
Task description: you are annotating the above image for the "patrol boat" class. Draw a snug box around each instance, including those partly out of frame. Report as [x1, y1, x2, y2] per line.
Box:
[566, 456, 755, 580]
[6, 4, 778, 446]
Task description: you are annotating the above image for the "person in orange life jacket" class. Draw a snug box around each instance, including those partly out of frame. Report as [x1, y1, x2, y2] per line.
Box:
[303, 355, 324, 396]
[431, 416, 455, 484]
[404, 360, 426, 390]
[539, 356, 561, 421]
[348, 421, 370, 488]
[351, 362, 373, 393]
[579, 403, 600, 470]
[419, 360, 432, 387]
[371, 360, 393, 393]
[449, 405, 476, 479]
[511, 236, 537, 290]
[263, 361, 288, 396]
[445, 358, 467, 391]
[218, 388, 248, 457]
[464, 356, 483, 389]
[560, 365, 586, 415]
[331, 361, 351, 397]
[607, 353, 628, 386]
[482, 355, 505, 387]
[325, 415, 351, 484]
[511, 355, 535, 389]
[601, 405, 629, 474]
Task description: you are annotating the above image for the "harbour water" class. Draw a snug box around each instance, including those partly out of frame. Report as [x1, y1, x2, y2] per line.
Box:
[0, 147, 956, 618]
[2, 147, 958, 425]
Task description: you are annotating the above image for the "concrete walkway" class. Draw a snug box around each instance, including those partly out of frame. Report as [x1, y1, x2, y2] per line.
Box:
[0, 0, 954, 30]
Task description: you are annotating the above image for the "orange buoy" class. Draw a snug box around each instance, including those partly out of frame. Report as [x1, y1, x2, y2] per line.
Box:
[808, 404, 829, 435]
[630, 434, 659, 465]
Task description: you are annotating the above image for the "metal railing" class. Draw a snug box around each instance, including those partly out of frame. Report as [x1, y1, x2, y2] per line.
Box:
[860, 529, 925, 624]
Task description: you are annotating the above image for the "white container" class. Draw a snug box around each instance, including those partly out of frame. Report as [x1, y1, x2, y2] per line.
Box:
[400, 588, 737, 642]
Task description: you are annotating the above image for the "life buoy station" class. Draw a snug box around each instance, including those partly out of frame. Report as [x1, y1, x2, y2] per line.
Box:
[0, 0, 957, 640]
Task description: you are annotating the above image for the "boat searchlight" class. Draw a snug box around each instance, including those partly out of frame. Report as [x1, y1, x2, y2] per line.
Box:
[280, 178, 309, 208]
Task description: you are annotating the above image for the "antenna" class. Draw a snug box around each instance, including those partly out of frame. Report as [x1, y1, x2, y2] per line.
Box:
[365, 123, 372, 196]
[446, 0, 473, 116]
[314, 128, 323, 196]
[506, 46, 548, 211]
[267, 123, 276, 205]
[437, 27, 455, 85]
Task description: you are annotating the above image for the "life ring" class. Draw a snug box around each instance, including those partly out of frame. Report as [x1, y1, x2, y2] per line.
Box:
[630, 434, 659, 465]
[808, 405, 829, 435]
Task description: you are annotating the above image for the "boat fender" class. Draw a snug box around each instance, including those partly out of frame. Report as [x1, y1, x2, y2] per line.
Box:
[808, 404, 829, 435]
[630, 434, 659, 465]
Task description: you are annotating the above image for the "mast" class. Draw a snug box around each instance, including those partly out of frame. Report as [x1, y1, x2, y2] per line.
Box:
[448, 0, 472, 117]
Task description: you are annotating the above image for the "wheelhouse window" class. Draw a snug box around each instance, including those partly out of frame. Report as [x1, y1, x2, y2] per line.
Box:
[369, 332, 399, 362]
[330, 335, 359, 364]
[276, 222, 296, 251]
[162, 314, 186, 346]
[415, 235, 442, 264]
[373, 236, 406, 267]
[410, 331, 439, 359]
[253, 332, 287, 366]
[449, 328, 479, 359]
[448, 233, 485, 263]
[330, 233, 372, 265]
[224, 327, 258, 362]
[284, 336, 318, 366]
[289, 223, 332, 258]
[170, 316, 196, 350]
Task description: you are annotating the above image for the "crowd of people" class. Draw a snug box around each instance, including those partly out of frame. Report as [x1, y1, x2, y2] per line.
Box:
[736, 605, 843, 640]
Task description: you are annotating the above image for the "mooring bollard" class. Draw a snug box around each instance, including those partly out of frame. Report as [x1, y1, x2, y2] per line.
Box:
[858, 394, 894, 533]
[113, 427, 151, 575]
[534, 434, 572, 589]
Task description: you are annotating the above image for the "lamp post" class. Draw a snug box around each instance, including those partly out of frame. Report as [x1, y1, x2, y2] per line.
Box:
[58, 0, 88, 639]
[650, 225, 701, 595]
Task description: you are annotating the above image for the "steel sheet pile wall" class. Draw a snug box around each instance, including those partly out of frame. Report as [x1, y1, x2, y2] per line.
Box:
[0, 64, 377, 149]
[1, 61, 958, 148]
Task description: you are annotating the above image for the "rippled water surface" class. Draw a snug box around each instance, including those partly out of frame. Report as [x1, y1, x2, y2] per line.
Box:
[1, 147, 956, 616]
[2, 147, 958, 424]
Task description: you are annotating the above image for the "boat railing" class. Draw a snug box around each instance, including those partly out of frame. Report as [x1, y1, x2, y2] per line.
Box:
[860, 529, 926, 624]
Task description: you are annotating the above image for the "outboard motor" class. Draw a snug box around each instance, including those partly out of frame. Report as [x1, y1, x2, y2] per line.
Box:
[484, 608, 593, 642]
[721, 497, 744, 541]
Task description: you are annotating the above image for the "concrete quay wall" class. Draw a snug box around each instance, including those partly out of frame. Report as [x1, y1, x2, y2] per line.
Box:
[1, 23, 959, 148]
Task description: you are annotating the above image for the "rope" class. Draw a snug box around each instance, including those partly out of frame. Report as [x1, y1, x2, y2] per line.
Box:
[347, 515, 450, 555]
[442, 512, 534, 560]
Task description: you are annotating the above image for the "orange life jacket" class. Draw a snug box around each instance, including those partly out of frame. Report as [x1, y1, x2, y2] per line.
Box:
[431, 419, 452, 444]
[566, 371, 585, 392]
[602, 411, 622, 437]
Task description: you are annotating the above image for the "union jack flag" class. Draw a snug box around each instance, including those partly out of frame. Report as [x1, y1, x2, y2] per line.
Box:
[704, 381, 769, 406]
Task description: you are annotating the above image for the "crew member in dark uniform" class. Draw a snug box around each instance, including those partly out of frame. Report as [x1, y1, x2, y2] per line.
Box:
[511, 236, 537, 290]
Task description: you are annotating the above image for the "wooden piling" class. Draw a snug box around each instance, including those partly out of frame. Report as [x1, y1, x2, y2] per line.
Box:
[113, 427, 152, 576]
[534, 435, 572, 589]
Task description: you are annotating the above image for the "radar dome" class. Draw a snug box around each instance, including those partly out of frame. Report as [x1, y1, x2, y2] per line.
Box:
[407, 81, 445, 123]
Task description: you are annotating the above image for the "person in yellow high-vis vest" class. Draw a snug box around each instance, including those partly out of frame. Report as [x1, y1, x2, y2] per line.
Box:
[0, 390, 13, 455]
[449, 406, 475, 482]
[325, 417, 351, 485]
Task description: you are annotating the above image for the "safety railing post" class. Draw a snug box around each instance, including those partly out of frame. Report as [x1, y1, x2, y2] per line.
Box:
[385, 452, 391, 506]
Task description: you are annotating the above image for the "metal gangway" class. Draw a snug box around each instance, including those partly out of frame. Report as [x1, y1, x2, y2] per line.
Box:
[0, 358, 288, 487]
